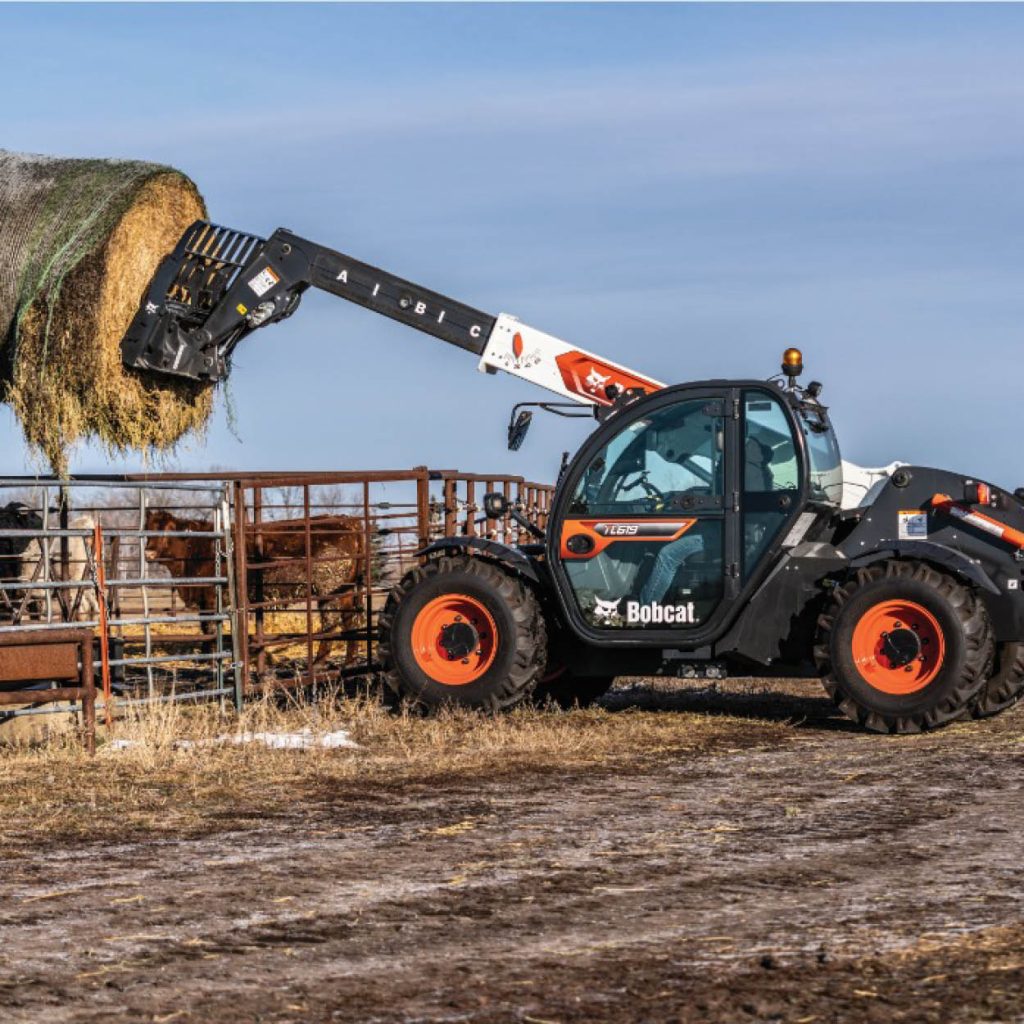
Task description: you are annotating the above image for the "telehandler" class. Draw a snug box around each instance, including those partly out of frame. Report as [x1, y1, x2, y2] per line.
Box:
[122, 221, 1024, 732]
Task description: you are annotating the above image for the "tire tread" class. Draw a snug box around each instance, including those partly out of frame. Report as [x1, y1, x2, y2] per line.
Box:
[969, 641, 1024, 719]
[814, 560, 994, 734]
[378, 555, 547, 712]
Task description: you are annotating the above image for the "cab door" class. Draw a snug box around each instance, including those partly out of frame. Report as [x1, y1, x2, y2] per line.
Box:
[740, 388, 804, 579]
[550, 387, 739, 642]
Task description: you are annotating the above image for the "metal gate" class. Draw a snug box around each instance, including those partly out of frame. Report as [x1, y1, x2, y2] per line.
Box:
[0, 478, 237, 721]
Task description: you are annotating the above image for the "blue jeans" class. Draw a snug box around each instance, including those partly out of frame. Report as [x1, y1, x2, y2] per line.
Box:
[639, 534, 704, 606]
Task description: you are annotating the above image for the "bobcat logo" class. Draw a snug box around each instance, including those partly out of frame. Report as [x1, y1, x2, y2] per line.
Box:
[585, 367, 612, 393]
[592, 596, 622, 623]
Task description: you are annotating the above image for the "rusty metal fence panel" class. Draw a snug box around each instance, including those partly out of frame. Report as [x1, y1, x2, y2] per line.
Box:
[434, 471, 553, 543]
[232, 468, 552, 688]
[232, 470, 427, 690]
[232, 469, 554, 691]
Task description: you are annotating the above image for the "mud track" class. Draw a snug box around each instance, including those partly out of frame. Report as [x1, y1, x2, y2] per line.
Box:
[2, 679, 1024, 1023]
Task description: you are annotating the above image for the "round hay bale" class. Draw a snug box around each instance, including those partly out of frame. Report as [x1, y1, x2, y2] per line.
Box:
[0, 150, 213, 475]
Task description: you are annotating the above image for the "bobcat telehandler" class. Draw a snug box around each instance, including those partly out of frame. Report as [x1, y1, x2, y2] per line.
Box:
[122, 221, 1024, 732]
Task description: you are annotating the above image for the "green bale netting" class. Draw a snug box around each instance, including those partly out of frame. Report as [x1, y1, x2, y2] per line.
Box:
[0, 149, 212, 474]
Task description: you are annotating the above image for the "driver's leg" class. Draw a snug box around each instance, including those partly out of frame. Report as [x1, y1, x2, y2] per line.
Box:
[638, 534, 703, 606]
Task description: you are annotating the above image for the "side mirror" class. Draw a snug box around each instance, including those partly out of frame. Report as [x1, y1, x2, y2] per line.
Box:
[483, 492, 509, 518]
[507, 409, 533, 451]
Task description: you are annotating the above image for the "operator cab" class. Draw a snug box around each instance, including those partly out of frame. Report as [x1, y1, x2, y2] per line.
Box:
[548, 350, 842, 645]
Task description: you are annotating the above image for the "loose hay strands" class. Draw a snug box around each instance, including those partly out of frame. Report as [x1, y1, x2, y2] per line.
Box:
[0, 150, 213, 474]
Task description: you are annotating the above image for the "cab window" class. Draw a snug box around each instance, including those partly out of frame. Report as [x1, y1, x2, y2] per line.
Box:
[742, 392, 800, 575]
[570, 399, 724, 515]
[801, 406, 842, 504]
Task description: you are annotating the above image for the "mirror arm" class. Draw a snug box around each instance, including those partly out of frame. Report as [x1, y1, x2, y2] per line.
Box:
[482, 492, 546, 540]
[512, 509, 545, 540]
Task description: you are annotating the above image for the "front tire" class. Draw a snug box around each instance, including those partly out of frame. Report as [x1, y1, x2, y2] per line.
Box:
[816, 561, 994, 734]
[379, 555, 547, 712]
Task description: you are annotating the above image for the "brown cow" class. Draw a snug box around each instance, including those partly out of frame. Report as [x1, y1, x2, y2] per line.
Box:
[144, 509, 366, 668]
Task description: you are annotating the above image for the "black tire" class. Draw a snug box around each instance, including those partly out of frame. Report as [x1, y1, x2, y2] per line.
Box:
[968, 641, 1024, 719]
[378, 555, 547, 712]
[533, 672, 615, 709]
[815, 560, 994, 734]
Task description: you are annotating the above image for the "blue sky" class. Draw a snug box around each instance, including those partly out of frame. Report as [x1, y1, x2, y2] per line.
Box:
[1, 3, 1022, 487]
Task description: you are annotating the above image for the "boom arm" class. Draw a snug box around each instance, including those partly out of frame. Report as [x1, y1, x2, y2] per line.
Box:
[121, 222, 662, 408]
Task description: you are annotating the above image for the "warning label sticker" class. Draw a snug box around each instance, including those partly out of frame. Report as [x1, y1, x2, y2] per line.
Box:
[247, 266, 280, 298]
[898, 510, 928, 541]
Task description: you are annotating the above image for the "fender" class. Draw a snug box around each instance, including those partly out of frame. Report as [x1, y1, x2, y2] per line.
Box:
[850, 541, 1001, 596]
[416, 536, 543, 585]
[850, 540, 1024, 640]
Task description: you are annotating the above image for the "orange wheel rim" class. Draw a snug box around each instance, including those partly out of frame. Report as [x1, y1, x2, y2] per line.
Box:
[851, 599, 945, 695]
[410, 594, 498, 686]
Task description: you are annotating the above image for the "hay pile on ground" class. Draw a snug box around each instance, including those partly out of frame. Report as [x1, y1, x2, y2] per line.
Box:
[0, 149, 214, 475]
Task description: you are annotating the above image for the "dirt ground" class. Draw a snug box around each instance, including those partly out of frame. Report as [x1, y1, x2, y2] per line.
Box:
[2, 678, 1024, 1024]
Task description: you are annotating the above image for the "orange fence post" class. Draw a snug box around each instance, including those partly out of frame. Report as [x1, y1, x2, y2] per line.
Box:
[92, 522, 113, 728]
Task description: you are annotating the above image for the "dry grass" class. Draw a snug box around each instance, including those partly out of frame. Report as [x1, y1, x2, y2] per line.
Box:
[0, 691, 789, 849]
[7, 173, 213, 474]
[120, 610, 368, 663]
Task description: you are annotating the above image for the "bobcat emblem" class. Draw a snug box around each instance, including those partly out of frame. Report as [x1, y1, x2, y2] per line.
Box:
[592, 596, 622, 623]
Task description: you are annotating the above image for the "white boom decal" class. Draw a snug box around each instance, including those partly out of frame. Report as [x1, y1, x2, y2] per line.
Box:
[478, 314, 663, 407]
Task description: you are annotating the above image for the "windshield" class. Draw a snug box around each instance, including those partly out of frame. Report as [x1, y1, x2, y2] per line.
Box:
[800, 403, 842, 504]
[569, 398, 723, 515]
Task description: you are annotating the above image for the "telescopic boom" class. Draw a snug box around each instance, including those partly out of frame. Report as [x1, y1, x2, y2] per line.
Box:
[120, 222, 662, 408]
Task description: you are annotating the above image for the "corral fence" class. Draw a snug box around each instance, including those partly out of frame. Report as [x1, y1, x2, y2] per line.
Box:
[232, 469, 552, 689]
[0, 468, 553, 723]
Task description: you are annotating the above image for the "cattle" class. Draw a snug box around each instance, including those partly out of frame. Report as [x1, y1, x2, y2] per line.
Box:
[22, 514, 100, 622]
[0, 503, 98, 623]
[142, 510, 221, 623]
[0, 502, 42, 622]
[0, 502, 41, 578]
[144, 509, 366, 668]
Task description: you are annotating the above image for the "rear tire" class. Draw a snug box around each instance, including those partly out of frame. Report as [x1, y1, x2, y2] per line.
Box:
[379, 555, 547, 712]
[968, 641, 1024, 719]
[815, 561, 994, 734]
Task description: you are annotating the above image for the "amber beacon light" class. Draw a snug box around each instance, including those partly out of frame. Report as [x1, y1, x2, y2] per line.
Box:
[782, 347, 803, 381]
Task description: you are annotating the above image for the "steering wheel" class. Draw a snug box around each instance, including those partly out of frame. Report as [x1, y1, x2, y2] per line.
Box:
[615, 472, 667, 510]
